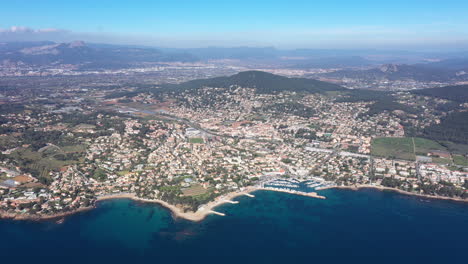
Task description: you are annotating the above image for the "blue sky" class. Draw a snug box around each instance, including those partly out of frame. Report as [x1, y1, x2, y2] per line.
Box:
[1, 0, 468, 49]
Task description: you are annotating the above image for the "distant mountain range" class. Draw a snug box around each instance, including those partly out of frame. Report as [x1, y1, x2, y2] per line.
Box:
[291, 56, 374, 69]
[425, 58, 468, 71]
[0, 41, 197, 69]
[165, 47, 279, 60]
[321, 63, 468, 82]
[161, 47, 465, 65]
[159, 70, 346, 94]
[2, 40, 468, 76]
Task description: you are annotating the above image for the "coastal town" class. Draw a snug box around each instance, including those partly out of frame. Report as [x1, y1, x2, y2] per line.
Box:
[1, 71, 467, 221]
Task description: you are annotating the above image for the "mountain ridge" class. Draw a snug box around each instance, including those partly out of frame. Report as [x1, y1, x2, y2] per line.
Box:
[0, 41, 198, 69]
[321, 63, 465, 82]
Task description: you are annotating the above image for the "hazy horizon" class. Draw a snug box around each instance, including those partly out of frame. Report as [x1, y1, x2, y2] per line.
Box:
[1, 0, 468, 50]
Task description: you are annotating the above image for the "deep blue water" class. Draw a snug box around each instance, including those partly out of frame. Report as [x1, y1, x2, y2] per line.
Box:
[1, 188, 467, 263]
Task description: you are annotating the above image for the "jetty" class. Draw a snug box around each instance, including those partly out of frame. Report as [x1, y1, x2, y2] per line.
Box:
[259, 187, 326, 199]
[223, 200, 239, 204]
[243, 193, 255, 198]
[209, 210, 226, 216]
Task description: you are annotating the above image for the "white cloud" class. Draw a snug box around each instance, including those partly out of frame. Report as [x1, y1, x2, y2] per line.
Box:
[0, 26, 70, 42]
[8, 26, 33, 33]
[0, 26, 66, 33]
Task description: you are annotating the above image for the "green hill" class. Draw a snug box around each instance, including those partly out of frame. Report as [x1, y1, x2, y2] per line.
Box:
[418, 111, 468, 145]
[160, 71, 346, 94]
[412, 85, 468, 103]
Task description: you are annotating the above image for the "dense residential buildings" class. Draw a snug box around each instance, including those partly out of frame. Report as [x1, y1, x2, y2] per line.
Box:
[0, 71, 467, 219]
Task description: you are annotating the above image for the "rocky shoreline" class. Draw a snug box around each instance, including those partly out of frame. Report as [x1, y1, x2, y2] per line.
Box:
[0, 206, 94, 221]
[319, 184, 468, 203]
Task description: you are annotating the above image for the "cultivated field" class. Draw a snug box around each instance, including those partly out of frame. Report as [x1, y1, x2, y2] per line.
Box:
[413, 137, 447, 155]
[453, 155, 468, 166]
[371, 137, 456, 161]
[371, 137, 415, 160]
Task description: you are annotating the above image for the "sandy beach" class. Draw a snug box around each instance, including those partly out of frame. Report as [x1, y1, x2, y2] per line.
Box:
[96, 186, 262, 222]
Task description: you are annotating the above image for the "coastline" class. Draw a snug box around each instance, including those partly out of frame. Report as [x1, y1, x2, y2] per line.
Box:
[0, 186, 324, 222]
[0, 186, 261, 222]
[257, 187, 326, 199]
[0, 206, 94, 221]
[96, 186, 261, 222]
[319, 184, 468, 203]
[97, 187, 326, 222]
[2, 184, 465, 222]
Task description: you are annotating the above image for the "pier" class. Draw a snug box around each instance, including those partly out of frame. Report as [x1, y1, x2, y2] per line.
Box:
[243, 193, 255, 198]
[209, 210, 225, 216]
[223, 200, 239, 204]
[259, 187, 327, 199]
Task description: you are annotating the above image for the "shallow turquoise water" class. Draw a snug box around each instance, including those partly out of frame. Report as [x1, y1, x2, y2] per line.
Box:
[1, 188, 467, 263]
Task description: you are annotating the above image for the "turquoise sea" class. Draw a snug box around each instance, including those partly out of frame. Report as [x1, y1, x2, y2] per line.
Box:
[1, 188, 467, 263]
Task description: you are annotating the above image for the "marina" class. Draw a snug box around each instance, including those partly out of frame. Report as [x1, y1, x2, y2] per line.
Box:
[260, 176, 336, 195]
